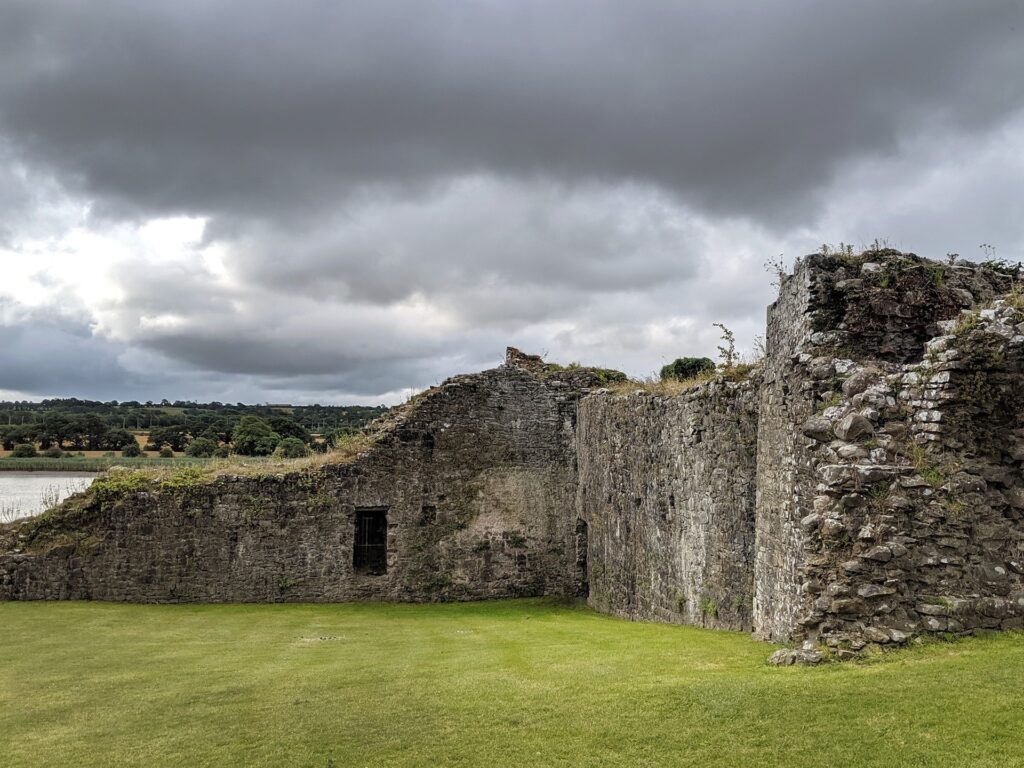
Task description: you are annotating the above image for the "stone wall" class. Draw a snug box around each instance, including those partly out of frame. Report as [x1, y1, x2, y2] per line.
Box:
[0, 349, 603, 603]
[792, 296, 1024, 655]
[751, 263, 820, 640]
[766, 252, 1024, 653]
[577, 379, 759, 630]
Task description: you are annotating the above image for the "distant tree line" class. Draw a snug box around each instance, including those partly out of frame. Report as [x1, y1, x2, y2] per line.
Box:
[0, 398, 385, 430]
[0, 399, 388, 459]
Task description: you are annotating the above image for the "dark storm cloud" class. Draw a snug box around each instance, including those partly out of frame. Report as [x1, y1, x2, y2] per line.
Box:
[225, 179, 704, 322]
[2, 1, 1024, 403]
[1, 0, 1022, 223]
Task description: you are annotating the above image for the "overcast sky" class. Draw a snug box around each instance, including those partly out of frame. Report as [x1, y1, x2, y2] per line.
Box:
[2, 1, 1023, 405]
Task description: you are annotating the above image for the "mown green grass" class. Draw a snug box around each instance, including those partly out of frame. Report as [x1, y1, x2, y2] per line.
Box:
[1, 599, 1023, 767]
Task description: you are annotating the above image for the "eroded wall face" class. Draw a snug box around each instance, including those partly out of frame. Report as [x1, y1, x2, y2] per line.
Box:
[751, 266, 821, 641]
[0, 365, 585, 602]
[763, 253, 1024, 651]
[795, 303, 1024, 652]
[577, 381, 759, 630]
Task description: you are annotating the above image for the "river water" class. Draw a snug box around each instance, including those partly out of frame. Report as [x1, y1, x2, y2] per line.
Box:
[0, 472, 97, 523]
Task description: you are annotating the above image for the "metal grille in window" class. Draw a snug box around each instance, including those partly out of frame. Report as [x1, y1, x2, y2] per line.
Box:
[353, 508, 388, 575]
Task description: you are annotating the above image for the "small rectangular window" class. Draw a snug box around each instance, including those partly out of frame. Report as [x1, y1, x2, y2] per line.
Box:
[353, 508, 388, 575]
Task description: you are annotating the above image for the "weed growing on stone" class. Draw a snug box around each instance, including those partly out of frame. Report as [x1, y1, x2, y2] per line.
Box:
[941, 498, 968, 516]
[160, 466, 207, 490]
[816, 391, 843, 413]
[952, 312, 983, 337]
[699, 597, 718, 620]
[818, 242, 857, 258]
[606, 370, 717, 396]
[714, 322, 737, 368]
[866, 482, 892, 512]
[763, 253, 787, 290]
[900, 443, 956, 488]
[674, 591, 687, 613]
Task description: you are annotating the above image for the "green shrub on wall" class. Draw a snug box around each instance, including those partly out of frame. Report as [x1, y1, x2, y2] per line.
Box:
[660, 357, 714, 382]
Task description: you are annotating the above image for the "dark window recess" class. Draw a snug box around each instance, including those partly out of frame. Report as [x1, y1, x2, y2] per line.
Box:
[419, 505, 437, 526]
[353, 509, 388, 575]
[575, 518, 589, 599]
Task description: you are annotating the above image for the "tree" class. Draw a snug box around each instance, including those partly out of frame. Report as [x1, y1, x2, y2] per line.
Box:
[63, 415, 89, 450]
[159, 446, 174, 458]
[714, 323, 737, 368]
[184, 438, 217, 458]
[11, 443, 37, 458]
[274, 437, 308, 458]
[82, 414, 108, 450]
[121, 442, 143, 457]
[268, 416, 311, 445]
[42, 445, 64, 458]
[100, 428, 135, 452]
[197, 426, 224, 444]
[660, 357, 715, 382]
[231, 416, 280, 456]
[148, 425, 190, 452]
[1, 424, 35, 451]
[37, 412, 72, 449]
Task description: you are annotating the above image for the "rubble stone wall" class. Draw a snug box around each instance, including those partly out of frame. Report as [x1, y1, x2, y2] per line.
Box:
[0, 350, 594, 603]
[577, 380, 759, 630]
[774, 253, 1024, 654]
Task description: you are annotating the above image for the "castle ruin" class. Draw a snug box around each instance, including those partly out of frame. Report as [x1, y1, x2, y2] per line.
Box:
[4, 249, 1024, 659]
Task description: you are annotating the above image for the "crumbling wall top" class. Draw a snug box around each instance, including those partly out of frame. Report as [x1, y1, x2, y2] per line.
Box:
[505, 346, 546, 372]
[787, 249, 1015, 363]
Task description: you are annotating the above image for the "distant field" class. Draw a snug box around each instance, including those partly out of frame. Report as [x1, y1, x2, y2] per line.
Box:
[1, 599, 1023, 767]
[0, 433, 167, 462]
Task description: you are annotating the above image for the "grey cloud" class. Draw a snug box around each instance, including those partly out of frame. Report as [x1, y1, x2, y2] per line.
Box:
[225, 179, 701, 321]
[0, 295, 488, 403]
[2, 2, 1024, 404]
[0, 299, 138, 399]
[90, 177, 769, 393]
[1, 1, 1022, 225]
[813, 119, 1024, 261]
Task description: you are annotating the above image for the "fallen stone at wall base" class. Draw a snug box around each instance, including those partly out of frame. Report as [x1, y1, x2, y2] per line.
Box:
[767, 646, 823, 666]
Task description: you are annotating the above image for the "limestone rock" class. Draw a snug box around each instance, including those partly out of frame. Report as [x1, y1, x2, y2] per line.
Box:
[801, 417, 834, 443]
[834, 414, 874, 442]
[842, 369, 876, 397]
[767, 648, 823, 666]
[831, 598, 868, 616]
[857, 583, 896, 598]
[861, 545, 893, 563]
[863, 626, 891, 643]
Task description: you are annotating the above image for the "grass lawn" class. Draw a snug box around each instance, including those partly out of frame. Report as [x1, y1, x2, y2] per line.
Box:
[1, 599, 1023, 767]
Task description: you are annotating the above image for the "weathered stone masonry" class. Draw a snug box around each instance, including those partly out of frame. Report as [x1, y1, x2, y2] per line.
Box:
[578, 379, 759, 631]
[0, 350, 597, 603]
[4, 250, 1024, 657]
[779, 255, 1024, 655]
